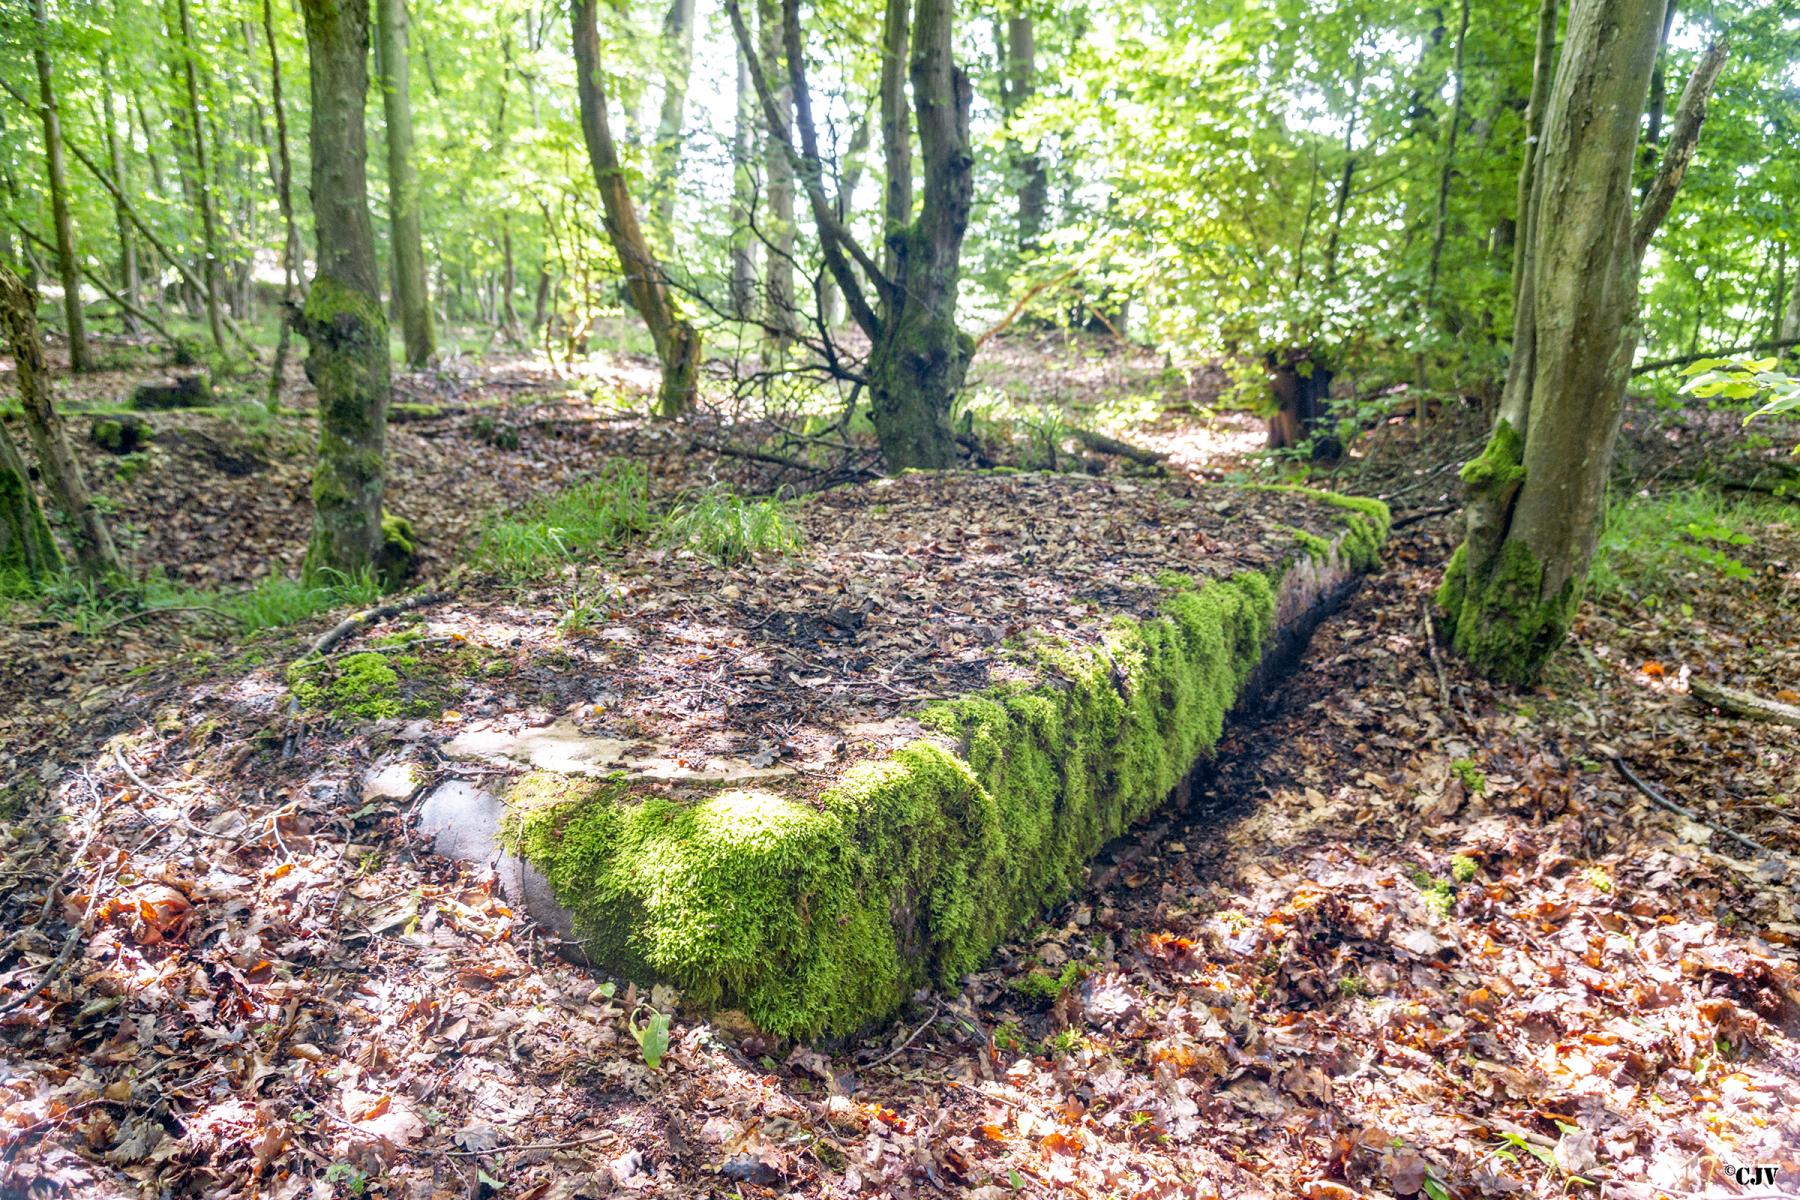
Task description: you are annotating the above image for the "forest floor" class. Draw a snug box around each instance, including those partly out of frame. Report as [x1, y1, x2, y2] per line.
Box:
[2, 332, 1799, 1200]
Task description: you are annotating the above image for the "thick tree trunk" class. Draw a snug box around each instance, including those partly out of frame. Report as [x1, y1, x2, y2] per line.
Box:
[729, 42, 758, 320]
[30, 0, 91, 373]
[756, 0, 795, 340]
[1440, 1, 1721, 684]
[297, 0, 394, 582]
[0, 265, 121, 580]
[649, 0, 697, 243]
[0, 416, 62, 585]
[999, 14, 1047, 249]
[571, 0, 701, 418]
[378, 0, 435, 367]
[864, 0, 972, 469]
[176, 0, 229, 355]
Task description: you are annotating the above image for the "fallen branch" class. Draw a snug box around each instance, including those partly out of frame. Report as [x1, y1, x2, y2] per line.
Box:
[861, 997, 943, 1069]
[1390, 504, 1458, 530]
[299, 591, 449, 662]
[1068, 426, 1167, 468]
[1610, 754, 1775, 860]
[1689, 677, 1800, 729]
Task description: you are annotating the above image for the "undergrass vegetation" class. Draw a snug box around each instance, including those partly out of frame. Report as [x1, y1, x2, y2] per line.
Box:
[2, 566, 385, 637]
[476, 462, 800, 579]
[1589, 488, 1799, 604]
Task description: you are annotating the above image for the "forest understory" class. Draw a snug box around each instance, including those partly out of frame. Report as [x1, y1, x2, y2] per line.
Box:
[2, 336, 1797, 1200]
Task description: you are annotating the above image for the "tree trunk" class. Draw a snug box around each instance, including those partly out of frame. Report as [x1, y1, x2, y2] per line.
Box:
[176, 0, 229, 355]
[1423, 0, 1471, 308]
[756, 0, 795, 340]
[30, 0, 92, 373]
[0, 265, 122, 580]
[501, 213, 522, 341]
[378, 0, 435, 367]
[729, 40, 759, 320]
[571, 0, 701, 418]
[999, 13, 1047, 249]
[863, 0, 972, 469]
[0, 415, 62, 585]
[264, 0, 303, 411]
[649, 0, 697, 243]
[99, 55, 140, 336]
[297, 0, 394, 582]
[877, 0, 912, 281]
[1509, 0, 1559, 308]
[1439, 1, 1722, 684]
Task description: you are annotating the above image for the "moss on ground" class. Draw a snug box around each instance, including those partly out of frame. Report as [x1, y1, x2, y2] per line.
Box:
[287, 642, 502, 721]
[509, 484, 1389, 1038]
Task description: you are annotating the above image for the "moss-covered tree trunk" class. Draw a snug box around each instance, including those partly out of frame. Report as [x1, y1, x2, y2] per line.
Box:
[863, 0, 972, 470]
[30, 0, 91, 374]
[1440, 0, 1724, 683]
[297, 0, 393, 582]
[571, 0, 701, 418]
[0, 418, 62, 585]
[0, 265, 121, 581]
[377, 0, 434, 368]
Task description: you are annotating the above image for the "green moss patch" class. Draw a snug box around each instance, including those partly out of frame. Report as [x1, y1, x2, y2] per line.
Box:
[505, 484, 1387, 1039]
[288, 641, 503, 721]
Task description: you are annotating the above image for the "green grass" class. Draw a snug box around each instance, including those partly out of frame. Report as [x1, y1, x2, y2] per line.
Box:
[1589, 488, 1797, 602]
[657, 489, 801, 566]
[473, 461, 652, 582]
[3, 566, 384, 637]
[475, 463, 800, 580]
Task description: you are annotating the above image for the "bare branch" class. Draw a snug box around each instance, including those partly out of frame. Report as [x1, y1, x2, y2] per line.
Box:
[1633, 39, 1727, 262]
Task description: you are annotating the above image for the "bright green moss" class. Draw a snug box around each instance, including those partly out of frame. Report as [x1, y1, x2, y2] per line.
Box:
[288, 651, 403, 719]
[1439, 538, 1579, 685]
[1459, 419, 1526, 492]
[510, 484, 1388, 1038]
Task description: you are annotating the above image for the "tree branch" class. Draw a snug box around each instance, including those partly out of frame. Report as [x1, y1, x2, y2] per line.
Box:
[1631, 336, 1800, 377]
[724, 0, 886, 337]
[1633, 39, 1727, 262]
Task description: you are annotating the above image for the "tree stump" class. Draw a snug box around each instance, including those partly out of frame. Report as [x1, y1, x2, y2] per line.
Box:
[131, 372, 212, 410]
[90, 413, 154, 454]
[1265, 347, 1339, 460]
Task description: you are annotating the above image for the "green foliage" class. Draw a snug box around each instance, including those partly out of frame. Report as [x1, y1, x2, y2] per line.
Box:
[1450, 758, 1485, 794]
[1450, 854, 1479, 883]
[1588, 489, 1789, 602]
[1680, 356, 1800, 422]
[656, 490, 801, 567]
[474, 462, 652, 581]
[629, 1007, 673, 1069]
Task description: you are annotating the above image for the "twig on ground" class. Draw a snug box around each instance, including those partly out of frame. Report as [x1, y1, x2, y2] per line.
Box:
[1391, 504, 1458, 530]
[861, 997, 943, 1069]
[94, 604, 235, 634]
[300, 591, 449, 661]
[1611, 754, 1777, 860]
[1068, 426, 1168, 469]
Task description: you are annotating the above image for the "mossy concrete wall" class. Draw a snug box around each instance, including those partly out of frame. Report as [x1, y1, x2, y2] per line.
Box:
[503, 487, 1389, 1039]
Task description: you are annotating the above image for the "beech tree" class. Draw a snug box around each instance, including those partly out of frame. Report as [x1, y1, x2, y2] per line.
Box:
[378, 0, 434, 367]
[28, 0, 89, 374]
[296, 0, 395, 581]
[728, 0, 975, 470]
[570, 0, 701, 418]
[1438, 0, 1727, 682]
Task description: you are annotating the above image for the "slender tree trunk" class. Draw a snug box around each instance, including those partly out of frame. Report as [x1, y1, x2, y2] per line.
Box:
[1440, 2, 1723, 683]
[30, 0, 92, 373]
[877, 0, 912, 281]
[1321, 65, 1364, 289]
[0, 266, 121, 579]
[650, 0, 697, 243]
[1424, 0, 1471, 308]
[378, 0, 434, 367]
[501, 213, 522, 340]
[756, 0, 795, 340]
[1783, 250, 1800, 343]
[999, 13, 1047, 249]
[821, 115, 871, 329]
[729, 40, 758, 320]
[1638, 0, 1677, 197]
[264, 0, 303, 410]
[297, 0, 394, 582]
[1510, 0, 1559, 308]
[98, 57, 140, 335]
[571, 0, 701, 417]
[176, 0, 229, 354]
